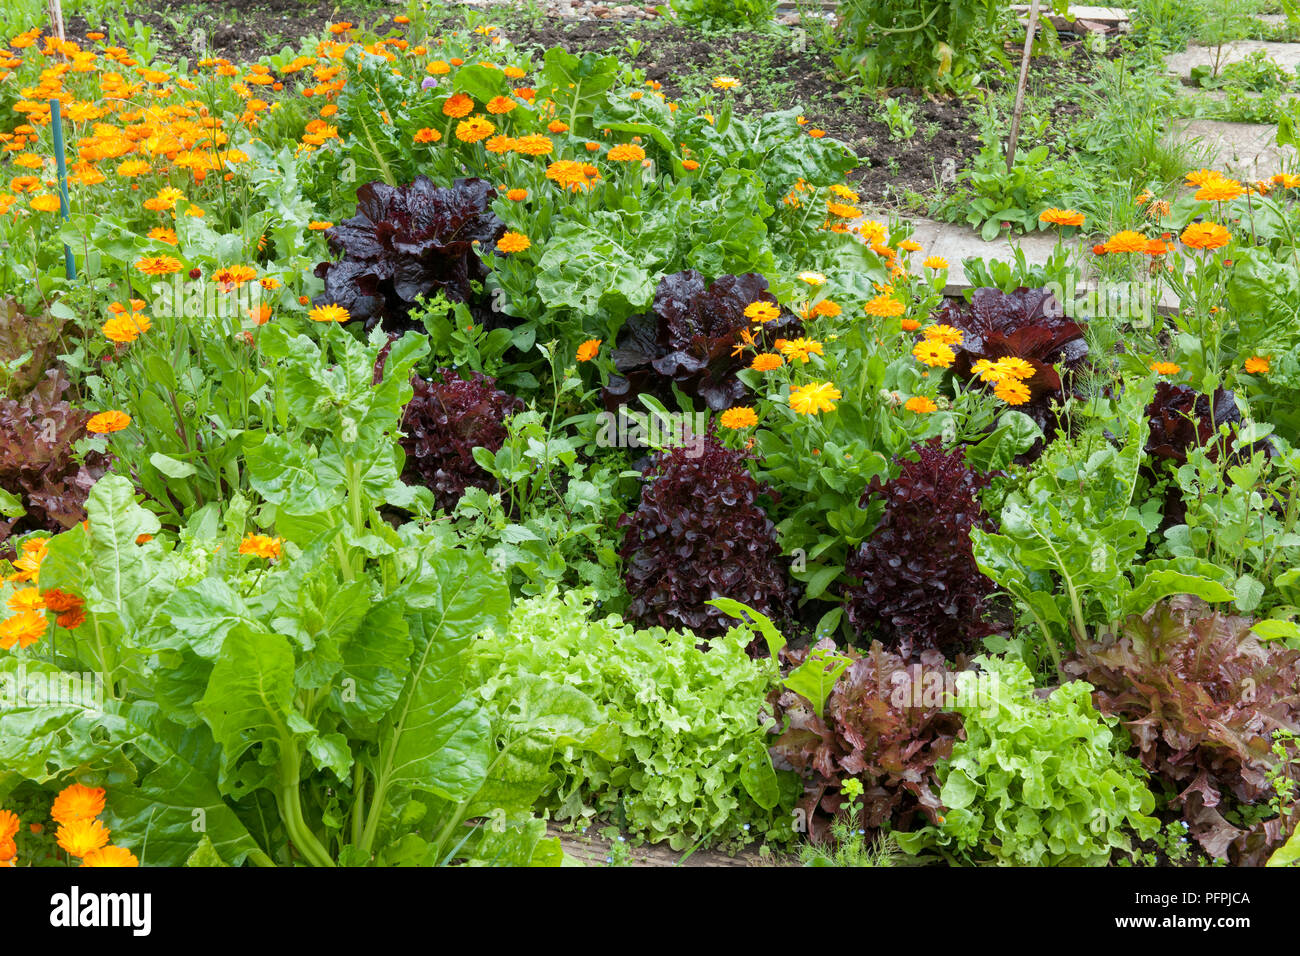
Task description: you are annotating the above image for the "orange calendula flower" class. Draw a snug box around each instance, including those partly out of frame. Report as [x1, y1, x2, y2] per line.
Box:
[994, 379, 1031, 406]
[607, 143, 645, 162]
[455, 116, 496, 143]
[1103, 231, 1148, 254]
[1194, 178, 1244, 202]
[413, 127, 441, 144]
[719, 406, 758, 429]
[864, 294, 905, 318]
[779, 338, 824, 364]
[102, 314, 151, 344]
[1185, 168, 1224, 188]
[1150, 361, 1181, 375]
[751, 352, 783, 371]
[681, 159, 699, 171]
[86, 410, 131, 433]
[506, 188, 528, 201]
[991, 357, 1034, 381]
[58, 818, 111, 858]
[442, 92, 474, 118]
[912, 340, 955, 368]
[899, 239, 922, 252]
[797, 271, 826, 286]
[1180, 221, 1231, 250]
[308, 303, 349, 323]
[1039, 208, 1085, 227]
[40, 589, 82, 614]
[238, 533, 282, 560]
[811, 299, 841, 318]
[789, 381, 841, 415]
[51, 783, 106, 826]
[922, 324, 964, 346]
[0, 810, 19, 842]
[512, 134, 554, 157]
[0, 610, 46, 650]
[904, 396, 937, 414]
[712, 76, 741, 90]
[923, 255, 949, 270]
[547, 120, 570, 134]
[8, 538, 48, 584]
[81, 845, 139, 867]
[427, 60, 451, 75]
[545, 159, 600, 192]
[575, 339, 601, 363]
[1244, 355, 1271, 374]
[29, 193, 61, 212]
[486, 96, 516, 114]
[135, 255, 183, 275]
[497, 232, 530, 253]
[3, 588, 42, 614]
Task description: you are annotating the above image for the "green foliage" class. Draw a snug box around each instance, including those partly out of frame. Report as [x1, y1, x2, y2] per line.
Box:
[467, 589, 798, 851]
[834, 0, 1013, 93]
[3, 473, 591, 866]
[973, 386, 1236, 675]
[669, 0, 777, 29]
[897, 656, 1160, 865]
[937, 132, 1066, 240]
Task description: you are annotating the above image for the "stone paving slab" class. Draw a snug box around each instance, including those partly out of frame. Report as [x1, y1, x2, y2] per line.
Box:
[1168, 117, 1294, 181]
[898, 214, 1179, 312]
[898, 214, 1074, 292]
[1165, 41, 1300, 79]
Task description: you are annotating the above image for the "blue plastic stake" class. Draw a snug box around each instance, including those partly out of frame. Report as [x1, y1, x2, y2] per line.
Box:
[49, 98, 76, 280]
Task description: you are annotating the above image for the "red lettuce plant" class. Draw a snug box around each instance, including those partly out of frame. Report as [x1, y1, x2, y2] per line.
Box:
[397, 368, 523, 513]
[1143, 382, 1270, 464]
[934, 286, 1088, 434]
[314, 176, 505, 332]
[618, 432, 793, 634]
[769, 640, 964, 842]
[1065, 596, 1300, 863]
[843, 438, 999, 659]
[603, 270, 801, 412]
[0, 297, 66, 396]
[0, 370, 108, 545]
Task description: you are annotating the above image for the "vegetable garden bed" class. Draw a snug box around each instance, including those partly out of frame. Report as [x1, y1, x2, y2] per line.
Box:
[1, 0, 1299, 887]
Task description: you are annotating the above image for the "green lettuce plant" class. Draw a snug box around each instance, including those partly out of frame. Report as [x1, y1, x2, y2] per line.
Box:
[467, 589, 799, 850]
[896, 656, 1160, 866]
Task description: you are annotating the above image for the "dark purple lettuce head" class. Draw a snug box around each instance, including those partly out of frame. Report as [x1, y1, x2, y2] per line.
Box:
[935, 286, 1089, 434]
[313, 176, 504, 333]
[769, 640, 964, 842]
[398, 368, 523, 513]
[602, 270, 802, 412]
[0, 369, 109, 545]
[617, 431, 794, 634]
[1064, 596, 1300, 862]
[1145, 382, 1251, 464]
[843, 438, 998, 659]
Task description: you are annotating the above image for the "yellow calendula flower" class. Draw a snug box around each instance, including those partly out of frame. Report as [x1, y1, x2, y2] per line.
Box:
[788, 381, 841, 415]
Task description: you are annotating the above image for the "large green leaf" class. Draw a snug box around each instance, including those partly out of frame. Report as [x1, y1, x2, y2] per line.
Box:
[195, 625, 299, 790]
[372, 552, 510, 804]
